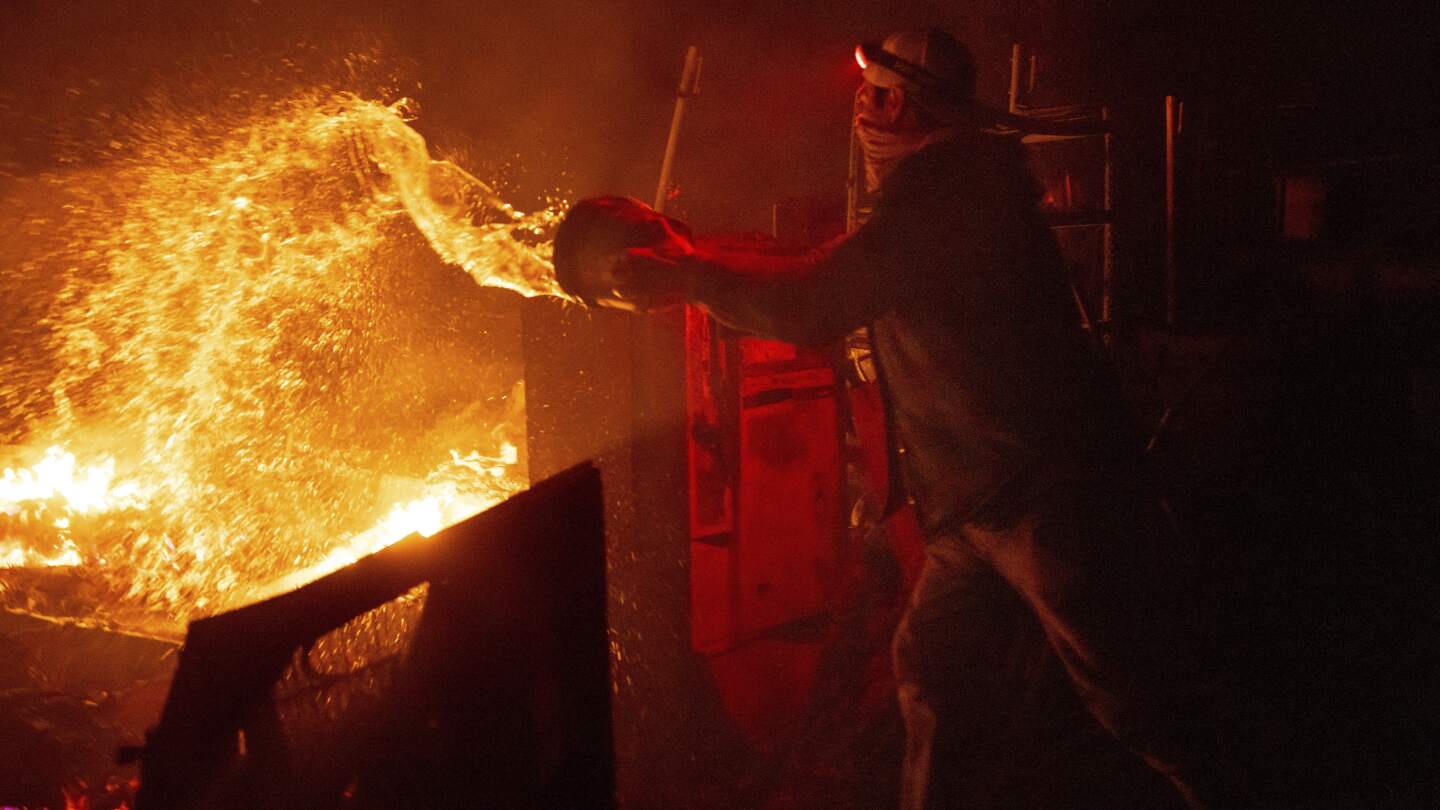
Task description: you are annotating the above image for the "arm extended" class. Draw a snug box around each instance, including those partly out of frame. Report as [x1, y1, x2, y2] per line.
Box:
[676, 221, 911, 346]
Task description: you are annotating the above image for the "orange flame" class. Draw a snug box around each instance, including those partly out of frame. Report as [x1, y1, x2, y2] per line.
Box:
[1, 94, 560, 630]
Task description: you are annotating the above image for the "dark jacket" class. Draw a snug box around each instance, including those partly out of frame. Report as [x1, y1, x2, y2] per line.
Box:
[686, 130, 1138, 536]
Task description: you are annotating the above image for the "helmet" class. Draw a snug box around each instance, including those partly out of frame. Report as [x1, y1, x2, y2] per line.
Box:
[859, 28, 976, 101]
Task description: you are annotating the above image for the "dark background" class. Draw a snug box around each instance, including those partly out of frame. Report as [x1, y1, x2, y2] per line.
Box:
[4, 0, 1434, 222]
[3, 2, 1437, 807]
[5, 0, 1434, 326]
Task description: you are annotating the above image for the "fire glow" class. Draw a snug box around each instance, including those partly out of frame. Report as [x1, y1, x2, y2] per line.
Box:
[1, 93, 566, 632]
[0, 446, 149, 568]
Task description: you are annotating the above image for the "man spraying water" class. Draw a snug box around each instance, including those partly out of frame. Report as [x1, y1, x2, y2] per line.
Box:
[554, 28, 1246, 809]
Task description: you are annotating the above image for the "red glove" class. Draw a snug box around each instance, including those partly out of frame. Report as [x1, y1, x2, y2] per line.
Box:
[552, 196, 694, 311]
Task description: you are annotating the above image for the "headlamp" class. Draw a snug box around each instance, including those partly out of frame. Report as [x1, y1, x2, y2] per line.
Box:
[853, 33, 1101, 138]
[854, 40, 963, 99]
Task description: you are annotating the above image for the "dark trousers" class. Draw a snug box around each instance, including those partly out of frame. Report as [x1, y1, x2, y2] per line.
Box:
[892, 478, 1244, 809]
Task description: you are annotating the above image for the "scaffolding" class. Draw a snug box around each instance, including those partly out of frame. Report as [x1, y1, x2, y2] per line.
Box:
[1004, 43, 1116, 332]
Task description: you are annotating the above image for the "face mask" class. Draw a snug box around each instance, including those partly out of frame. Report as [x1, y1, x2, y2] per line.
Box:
[853, 84, 954, 193]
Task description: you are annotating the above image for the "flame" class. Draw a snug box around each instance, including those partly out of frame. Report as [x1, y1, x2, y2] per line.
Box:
[1, 446, 149, 517]
[251, 444, 522, 601]
[0, 538, 82, 568]
[0, 92, 560, 630]
[1, 446, 150, 569]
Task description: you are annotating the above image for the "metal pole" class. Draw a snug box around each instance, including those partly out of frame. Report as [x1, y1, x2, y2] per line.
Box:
[846, 128, 862, 233]
[1007, 44, 1023, 113]
[1101, 106, 1114, 325]
[654, 46, 703, 213]
[1164, 95, 1178, 325]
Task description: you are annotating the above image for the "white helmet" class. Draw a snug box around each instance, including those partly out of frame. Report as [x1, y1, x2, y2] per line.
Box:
[857, 28, 976, 101]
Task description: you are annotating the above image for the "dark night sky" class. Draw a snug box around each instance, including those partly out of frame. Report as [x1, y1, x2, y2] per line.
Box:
[1, 0, 1434, 232]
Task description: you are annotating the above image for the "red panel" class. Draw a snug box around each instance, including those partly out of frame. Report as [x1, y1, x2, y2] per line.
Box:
[738, 335, 800, 366]
[690, 540, 734, 655]
[736, 390, 841, 638]
[703, 639, 823, 744]
[685, 305, 734, 540]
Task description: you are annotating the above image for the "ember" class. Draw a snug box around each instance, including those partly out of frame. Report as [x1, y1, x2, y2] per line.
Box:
[0, 93, 566, 632]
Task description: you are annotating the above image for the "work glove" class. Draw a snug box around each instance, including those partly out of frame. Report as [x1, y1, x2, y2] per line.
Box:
[552, 196, 693, 312]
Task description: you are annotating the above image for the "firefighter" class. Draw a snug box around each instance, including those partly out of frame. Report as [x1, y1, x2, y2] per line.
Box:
[555, 28, 1244, 809]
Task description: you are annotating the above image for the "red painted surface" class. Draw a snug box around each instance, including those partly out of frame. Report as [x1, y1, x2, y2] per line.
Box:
[705, 639, 825, 744]
[684, 303, 917, 745]
[736, 384, 840, 638]
[685, 304, 736, 542]
[684, 314, 848, 740]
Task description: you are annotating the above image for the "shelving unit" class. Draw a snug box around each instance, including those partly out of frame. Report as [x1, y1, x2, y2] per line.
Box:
[1003, 45, 1117, 330]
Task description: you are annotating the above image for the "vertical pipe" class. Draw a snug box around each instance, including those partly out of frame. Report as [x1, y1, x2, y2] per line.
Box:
[655, 46, 702, 213]
[1164, 95, 1178, 326]
[845, 128, 862, 233]
[1008, 44, 1023, 113]
[1101, 106, 1115, 325]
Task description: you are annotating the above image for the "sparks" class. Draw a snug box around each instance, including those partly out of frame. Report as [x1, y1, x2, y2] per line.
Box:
[0, 94, 552, 626]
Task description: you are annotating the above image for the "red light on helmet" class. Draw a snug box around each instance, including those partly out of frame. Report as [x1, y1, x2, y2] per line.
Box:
[854, 45, 868, 70]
